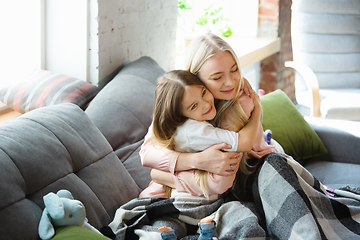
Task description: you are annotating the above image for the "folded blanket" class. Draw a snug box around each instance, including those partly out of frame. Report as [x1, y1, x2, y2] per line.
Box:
[105, 197, 266, 240]
[258, 153, 360, 240]
[105, 153, 360, 240]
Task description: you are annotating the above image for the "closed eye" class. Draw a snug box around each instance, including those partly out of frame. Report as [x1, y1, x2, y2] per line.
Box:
[231, 67, 238, 73]
[202, 88, 206, 97]
[191, 103, 197, 110]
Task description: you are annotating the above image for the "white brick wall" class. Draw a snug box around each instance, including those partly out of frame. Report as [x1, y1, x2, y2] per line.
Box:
[93, 0, 178, 82]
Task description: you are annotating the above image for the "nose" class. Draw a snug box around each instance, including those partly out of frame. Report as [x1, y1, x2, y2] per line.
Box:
[223, 72, 235, 87]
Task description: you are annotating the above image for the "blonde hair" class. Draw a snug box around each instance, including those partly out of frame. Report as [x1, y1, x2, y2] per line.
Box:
[185, 33, 254, 175]
[152, 70, 210, 198]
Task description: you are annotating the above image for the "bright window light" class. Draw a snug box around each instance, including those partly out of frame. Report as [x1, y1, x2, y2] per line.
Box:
[0, 1, 41, 87]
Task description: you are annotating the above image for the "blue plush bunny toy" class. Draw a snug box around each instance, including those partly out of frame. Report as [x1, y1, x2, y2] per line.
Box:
[38, 189, 101, 240]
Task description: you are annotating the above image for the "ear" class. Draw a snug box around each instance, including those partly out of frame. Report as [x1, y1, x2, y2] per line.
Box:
[38, 209, 55, 240]
[43, 192, 65, 219]
[56, 189, 74, 200]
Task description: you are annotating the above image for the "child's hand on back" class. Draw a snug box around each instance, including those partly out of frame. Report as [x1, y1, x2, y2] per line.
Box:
[242, 78, 255, 98]
[252, 92, 261, 116]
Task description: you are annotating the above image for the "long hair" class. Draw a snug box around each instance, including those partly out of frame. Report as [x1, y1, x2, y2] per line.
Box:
[152, 70, 210, 197]
[185, 33, 253, 175]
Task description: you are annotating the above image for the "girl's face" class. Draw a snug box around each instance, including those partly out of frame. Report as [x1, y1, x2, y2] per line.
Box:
[197, 51, 240, 100]
[181, 85, 216, 121]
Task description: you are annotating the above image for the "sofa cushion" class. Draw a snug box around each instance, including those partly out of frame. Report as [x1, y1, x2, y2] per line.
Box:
[305, 116, 360, 165]
[0, 69, 98, 113]
[85, 56, 165, 190]
[260, 89, 328, 161]
[304, 160, 360, 190]
[0, 103, 140, 239]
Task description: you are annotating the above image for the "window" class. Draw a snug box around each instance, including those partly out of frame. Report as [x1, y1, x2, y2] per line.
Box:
[177, 0, 258, 40]
[0, 1, 42, 87]
[0, 0, 90, 112]
[0, 0, 89, 88]
[176, 0, 262, 89]
[45, 0, 88, 81]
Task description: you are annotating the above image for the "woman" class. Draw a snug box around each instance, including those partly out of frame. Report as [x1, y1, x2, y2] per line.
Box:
[140, 33, 280, 199]
[113, 34, 360, 239]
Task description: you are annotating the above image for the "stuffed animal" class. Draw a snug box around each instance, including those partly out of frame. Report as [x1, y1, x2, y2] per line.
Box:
[38, 189, 101, 240]
[263, 129, 272, 145]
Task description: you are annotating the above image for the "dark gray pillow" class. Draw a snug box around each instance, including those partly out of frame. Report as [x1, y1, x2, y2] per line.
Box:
[85, 56, 165, 190]
[0, 103, 140, 239]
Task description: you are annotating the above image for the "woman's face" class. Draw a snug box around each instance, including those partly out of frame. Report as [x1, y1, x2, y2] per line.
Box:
[197, 51, 240, 100]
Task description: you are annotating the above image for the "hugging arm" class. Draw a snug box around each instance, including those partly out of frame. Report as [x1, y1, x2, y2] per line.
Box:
[234, 94, 262, 152]
[140, 124, 241, 176]
[151, 163, 240, 197]
[151, 169, 176, 189]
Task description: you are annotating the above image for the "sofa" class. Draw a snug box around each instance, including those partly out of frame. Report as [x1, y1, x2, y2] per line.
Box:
[0, 56, 359, 240]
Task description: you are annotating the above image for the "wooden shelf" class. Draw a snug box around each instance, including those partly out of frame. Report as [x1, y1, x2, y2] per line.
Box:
[0, 110, 22, 125]
[226, 36, 281, 68]
[176, 36, 281, 69]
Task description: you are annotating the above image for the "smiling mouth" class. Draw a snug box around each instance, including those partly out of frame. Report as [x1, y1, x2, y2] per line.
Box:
[204, 106, 212, 115]
[221, 88, 234, 94]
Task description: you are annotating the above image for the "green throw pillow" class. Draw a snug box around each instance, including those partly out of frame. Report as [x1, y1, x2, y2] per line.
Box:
[260, 89, 327, 161]
[52, 226, 111, 240]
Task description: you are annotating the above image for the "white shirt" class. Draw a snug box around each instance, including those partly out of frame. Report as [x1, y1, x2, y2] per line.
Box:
[174, 119, 239, 153]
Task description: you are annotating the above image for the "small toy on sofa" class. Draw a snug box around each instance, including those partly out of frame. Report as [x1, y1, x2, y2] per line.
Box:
[38, 189, 101, 240]
[263, 129, 272, 145]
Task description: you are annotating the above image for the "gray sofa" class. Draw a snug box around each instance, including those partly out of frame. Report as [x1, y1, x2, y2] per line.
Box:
[0, 56, 359, 240]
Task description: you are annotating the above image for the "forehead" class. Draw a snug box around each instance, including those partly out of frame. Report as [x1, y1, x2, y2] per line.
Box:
[181, 85, 203, 109]
[200, 51, 236, 74]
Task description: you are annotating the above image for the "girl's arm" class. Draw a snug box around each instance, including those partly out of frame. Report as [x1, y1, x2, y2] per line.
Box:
[172, 162, 240, 197]
[140, 124, 241, 176]
[140, 125, 180, 173]
[151, 169, 175, 188]
[151, 164, 240, 197]
[175, 142, 241, 175]
[235, 94, 261, 152]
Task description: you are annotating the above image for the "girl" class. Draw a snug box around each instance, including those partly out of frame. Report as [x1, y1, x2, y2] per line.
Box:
[140, 69, 262, 199]
[140, 33, 282, 200]
[143, 69, 261, 240]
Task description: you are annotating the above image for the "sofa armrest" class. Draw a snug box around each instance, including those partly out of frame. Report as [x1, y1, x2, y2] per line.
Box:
[305, 116, 360, 164]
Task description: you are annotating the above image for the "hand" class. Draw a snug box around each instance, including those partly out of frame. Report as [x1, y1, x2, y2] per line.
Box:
[249, 93, 261, 120]
[242, 78, 254, 98]
[194, 143, 241, 176]
[253, 91, 261, 109]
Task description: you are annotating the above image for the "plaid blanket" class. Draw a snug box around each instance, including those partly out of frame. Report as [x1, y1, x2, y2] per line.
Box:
[104, 153, 360, 240]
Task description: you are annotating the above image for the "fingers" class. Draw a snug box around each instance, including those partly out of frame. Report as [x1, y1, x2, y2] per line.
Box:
[158, 226, 172, 232]
[226, 162, 239, 172]
[200, 215, 215, 223]
[201, 143, 242, 176]
[213, 142, 232, 150]
[242, 77, 253, 96]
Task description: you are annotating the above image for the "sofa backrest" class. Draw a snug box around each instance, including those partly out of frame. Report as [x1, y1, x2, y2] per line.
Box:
[0, 103, 140, 240]
[85, 56, 165, 190]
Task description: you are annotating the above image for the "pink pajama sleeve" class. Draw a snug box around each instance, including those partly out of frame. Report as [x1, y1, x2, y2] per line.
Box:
[140, 124, 237, 198]
[173, 170, 237, 197]
[140, 124, 180, 174]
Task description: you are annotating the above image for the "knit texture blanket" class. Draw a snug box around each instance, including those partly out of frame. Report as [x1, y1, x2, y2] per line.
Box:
[105, 153, 360, 240]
